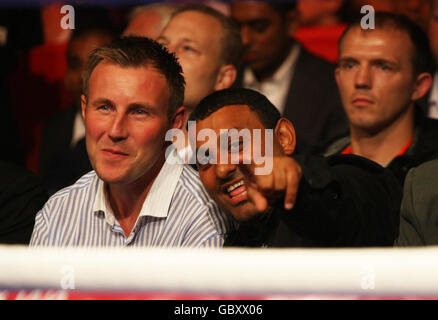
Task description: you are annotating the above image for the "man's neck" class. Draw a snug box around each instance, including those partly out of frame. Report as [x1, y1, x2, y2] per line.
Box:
[349, 107, 415, 166]
[253, 40, 293, 82]
[106, 154, 165, 236]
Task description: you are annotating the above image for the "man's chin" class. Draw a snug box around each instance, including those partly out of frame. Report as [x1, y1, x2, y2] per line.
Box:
[225, 201, 261, 223]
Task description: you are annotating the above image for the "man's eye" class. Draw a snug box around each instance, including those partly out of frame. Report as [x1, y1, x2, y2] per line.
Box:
[251, 22, 268, 33]
[341, 62, 354, 69]
[99, 105, 110, 111]
[182, 45, 197, 53]
[379, 64, 391, 71]
[229, 141, 242, 153]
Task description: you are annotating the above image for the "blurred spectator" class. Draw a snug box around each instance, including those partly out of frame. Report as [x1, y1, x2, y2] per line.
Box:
[8, 5, 119, 173]
[427, 0, 438, 119]
[325, 13, 438, 186]
[230, 1, 348, 154]
[0, 160, 48, 244]
[346, 0, 395, 17]
[393, 0, 431, 31]
[123, 3, 179, 39]
[158, 4, 241, 116]
[39, 26, 115, 195]
[294, 0, 348, 63]
[297, 0, 345, 27]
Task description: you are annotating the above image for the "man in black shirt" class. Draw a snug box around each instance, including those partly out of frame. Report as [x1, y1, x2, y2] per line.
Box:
[189, 88, 401, 247]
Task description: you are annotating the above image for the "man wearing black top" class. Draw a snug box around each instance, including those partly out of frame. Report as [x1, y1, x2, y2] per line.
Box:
[190, 88, 401, 247]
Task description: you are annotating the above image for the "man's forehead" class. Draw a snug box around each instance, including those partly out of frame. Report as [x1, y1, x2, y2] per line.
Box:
[168, 10, 223, 36]
[340, 26, 413, 59]
[196, 104, 263, 130]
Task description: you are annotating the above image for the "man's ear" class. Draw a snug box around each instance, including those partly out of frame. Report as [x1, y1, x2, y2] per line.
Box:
[274, 118, 296, 156]
[214, 64, 237, 91]
[170, 106, 186, 130]
[411, 72, 433, 101]
[81, 94, 87, 120]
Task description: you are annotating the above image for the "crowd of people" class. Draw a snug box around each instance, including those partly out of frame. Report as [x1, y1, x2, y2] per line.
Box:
[0, 0, 438, 249]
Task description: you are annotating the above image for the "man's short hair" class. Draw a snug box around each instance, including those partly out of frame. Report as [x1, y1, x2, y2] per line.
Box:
[339, 12, 434, 75]
[82, 36, 185, 117]
[172, 4, 243, 68]
[190, 88, 281, 129]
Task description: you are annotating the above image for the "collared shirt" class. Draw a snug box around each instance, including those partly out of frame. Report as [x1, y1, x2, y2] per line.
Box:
[30, 154, 233, 247]
[428, 72, 438, 119]
[243, 44, 300, 114]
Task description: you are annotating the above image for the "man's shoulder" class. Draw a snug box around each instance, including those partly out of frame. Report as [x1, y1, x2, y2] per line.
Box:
[408, 159, 438, 186]
[47, 170, 98, 202]
[177, 165, 215, 206]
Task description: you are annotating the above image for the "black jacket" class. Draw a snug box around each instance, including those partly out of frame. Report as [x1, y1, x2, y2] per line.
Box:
[224, 154, 401, 248]
[0, 161, 48, 244]
[236, 46, 348, 154]
[324, 108, 438, 186]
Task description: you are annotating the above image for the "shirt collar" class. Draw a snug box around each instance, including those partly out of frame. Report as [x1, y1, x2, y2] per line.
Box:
[92, 150, 184, 226]
[243, 43, 301, 87]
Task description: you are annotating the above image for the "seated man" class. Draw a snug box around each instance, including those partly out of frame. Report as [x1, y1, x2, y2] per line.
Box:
[230, 1, 348, 153]
[395, 159, 438, 246]
[30, 37, 233, 247]
[189, 88, 401, 247]
[325, 12, 438, 185]
[157, 4, 242, 161]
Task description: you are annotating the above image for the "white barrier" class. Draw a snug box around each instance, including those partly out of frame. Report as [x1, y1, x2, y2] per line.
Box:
[0, 245, 437, 298]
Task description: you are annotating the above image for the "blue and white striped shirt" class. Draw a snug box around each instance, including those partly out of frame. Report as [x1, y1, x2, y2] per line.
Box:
[30, 158, 234, 247]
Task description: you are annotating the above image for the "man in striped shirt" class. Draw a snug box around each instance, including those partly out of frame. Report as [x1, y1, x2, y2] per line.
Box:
[30, 37, 233, 247]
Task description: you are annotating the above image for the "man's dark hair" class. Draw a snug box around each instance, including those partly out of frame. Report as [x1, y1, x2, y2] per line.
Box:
[172, 3, 243, 67]
[269, 1, 297, 17]
[83, 36, 185, 118]
[338, 12, 434, 75]
[190, 88, 281, 129]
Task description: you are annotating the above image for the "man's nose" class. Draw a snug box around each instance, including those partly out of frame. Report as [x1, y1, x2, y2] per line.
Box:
[215, 162, 237, 180]
[354, 65, 372, 89]
[240, 25, 252, 47]
[108, 114, 128, 142]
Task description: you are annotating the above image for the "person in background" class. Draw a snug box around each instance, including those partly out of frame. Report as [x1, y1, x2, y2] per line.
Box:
[325, 12, 438, 185]
[230, 1, 348, 154]
[123, 3, 179, 40]
[30, 37, 233, 247]
[158, 4, 241, 119]
[39, 26, 115, 195]
[157, 4, 242, 162]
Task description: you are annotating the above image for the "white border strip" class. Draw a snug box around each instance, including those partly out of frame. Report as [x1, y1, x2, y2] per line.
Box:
[1, 246, 438, 295]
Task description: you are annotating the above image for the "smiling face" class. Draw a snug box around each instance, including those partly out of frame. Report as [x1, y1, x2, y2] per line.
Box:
[158, 11, 224, 109]
[195, 105, 279, 222]
[82, 62, 175, 186]
[336, 26, 421, 134]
